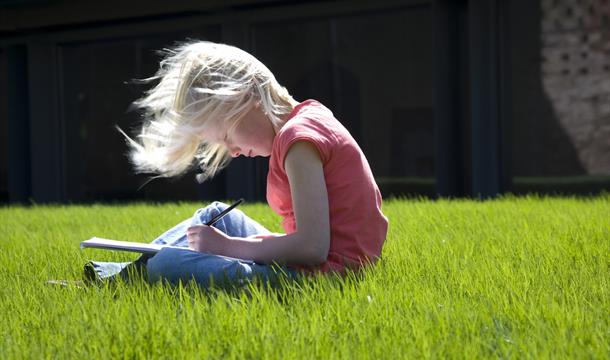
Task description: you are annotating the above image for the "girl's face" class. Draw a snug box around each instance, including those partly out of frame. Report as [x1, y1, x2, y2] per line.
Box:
[204, 104, 277, 158]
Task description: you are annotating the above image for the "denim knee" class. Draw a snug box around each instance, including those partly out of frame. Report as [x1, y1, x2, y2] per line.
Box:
[192, 202, 229, 229]
[211, 201, 229, 211]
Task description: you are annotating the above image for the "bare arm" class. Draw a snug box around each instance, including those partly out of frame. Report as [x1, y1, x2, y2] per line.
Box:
[188, 140, 330, 266]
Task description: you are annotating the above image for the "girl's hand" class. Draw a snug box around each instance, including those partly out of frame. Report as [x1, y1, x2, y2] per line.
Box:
[186, 225, 230, 254]
[247, 233, 285, 239]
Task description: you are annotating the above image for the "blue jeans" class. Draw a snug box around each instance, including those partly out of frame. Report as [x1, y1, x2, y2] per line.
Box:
[83, 202, 298, 288]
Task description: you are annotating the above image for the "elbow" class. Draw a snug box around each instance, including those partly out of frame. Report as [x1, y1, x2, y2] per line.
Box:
[303, 234, 330, 266]
[307, 249, 328, 266]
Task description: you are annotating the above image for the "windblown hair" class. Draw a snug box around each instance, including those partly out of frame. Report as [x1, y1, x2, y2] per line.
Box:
[120, 40, 296, 183]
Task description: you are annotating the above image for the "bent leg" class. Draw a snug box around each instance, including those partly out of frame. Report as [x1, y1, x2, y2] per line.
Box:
[146, 247, 297, 288]
[151, 201, 271, 247]
[84, 202, 272, 283]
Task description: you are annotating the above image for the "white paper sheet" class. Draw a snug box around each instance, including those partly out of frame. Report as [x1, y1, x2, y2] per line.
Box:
[80, 237, 184, 254]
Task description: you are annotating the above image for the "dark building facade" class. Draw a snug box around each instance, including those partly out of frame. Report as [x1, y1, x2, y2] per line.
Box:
[1, 0, 609, 203]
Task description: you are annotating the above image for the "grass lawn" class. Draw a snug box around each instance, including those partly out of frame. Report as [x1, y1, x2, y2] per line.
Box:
[0, 195, 608, 359]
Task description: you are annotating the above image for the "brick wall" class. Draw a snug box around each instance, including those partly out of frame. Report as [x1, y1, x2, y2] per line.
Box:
[541, 0, 610, 175]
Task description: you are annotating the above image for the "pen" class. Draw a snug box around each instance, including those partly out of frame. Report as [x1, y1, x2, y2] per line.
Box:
[204, 198, 244, 226]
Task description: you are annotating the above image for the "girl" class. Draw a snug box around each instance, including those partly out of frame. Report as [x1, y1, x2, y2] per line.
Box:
[86, 40, 388, 287]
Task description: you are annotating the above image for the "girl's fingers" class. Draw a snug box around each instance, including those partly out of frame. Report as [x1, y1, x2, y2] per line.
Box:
[186, 225, 206, 234]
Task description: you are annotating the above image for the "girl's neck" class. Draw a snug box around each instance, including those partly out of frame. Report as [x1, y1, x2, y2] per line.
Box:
[274, 99, 300, 133]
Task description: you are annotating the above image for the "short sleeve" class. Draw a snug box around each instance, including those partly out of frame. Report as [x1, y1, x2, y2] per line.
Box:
[275, 116, 336, 173]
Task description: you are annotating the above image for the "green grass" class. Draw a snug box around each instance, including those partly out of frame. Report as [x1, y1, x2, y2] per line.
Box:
[0, 196, 608, 359]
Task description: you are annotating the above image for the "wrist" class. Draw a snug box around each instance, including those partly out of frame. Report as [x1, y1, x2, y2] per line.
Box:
[216, 236, 237, 257]
[224, 236, 259, 261]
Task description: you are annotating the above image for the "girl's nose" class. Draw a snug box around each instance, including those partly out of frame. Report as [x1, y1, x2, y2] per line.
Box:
[230, 147, 241, 158]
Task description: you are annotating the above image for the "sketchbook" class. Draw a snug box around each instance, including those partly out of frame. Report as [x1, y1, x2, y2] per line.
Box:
[80, 237, 184, 254]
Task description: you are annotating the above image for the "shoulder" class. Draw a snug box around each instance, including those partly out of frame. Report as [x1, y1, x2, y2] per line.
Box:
[271, 100, 348, 170]
[276, 100, 339, 144]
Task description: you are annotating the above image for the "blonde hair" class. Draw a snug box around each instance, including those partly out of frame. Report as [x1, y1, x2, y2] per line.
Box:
[119, 40, 296, 182]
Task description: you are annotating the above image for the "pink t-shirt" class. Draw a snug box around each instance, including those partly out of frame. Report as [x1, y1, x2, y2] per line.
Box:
[266, 99, 389, 273]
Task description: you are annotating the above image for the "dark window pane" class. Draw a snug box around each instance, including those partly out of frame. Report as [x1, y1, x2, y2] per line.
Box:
[251, 7, 434, 196]
[0, 50, 7, 202]
[60, 28, 222, 202]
